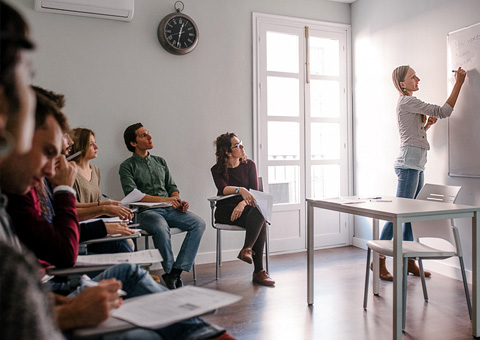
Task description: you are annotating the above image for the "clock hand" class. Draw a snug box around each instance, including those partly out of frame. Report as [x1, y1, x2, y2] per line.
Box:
[177, 23, 185, 48]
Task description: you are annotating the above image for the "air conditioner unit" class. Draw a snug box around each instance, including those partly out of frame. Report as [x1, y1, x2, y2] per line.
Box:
[34, 0, 135, 22]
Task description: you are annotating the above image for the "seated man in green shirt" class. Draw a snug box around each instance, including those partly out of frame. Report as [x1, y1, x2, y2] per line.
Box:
[119, 123, 206, 289]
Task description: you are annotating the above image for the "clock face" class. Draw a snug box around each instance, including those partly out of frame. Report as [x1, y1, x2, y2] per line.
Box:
[158, 13, 199, 55]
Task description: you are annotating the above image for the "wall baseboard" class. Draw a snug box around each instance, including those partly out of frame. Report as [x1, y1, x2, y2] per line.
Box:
[352, 237, 472, 284]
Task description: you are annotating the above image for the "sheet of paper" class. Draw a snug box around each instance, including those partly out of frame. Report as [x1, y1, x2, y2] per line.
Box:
[112, 286, 242, 329]
[121, 188, 146, 205]
[250, 190, 273, 223]
[128, 201, 171, 208]
[80, 217, 127, 224]
[75, 249, 162, 266]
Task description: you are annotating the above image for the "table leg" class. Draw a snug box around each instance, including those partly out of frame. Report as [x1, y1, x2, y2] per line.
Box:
[473, 211, 480, 337]
[392, 218, 402, 339]
[307, 202, 314, 305]
[372, 218, 379, 295]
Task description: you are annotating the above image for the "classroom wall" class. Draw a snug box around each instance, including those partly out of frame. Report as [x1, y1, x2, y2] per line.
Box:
[352, 0, 480, 276]
[9, 0, 350, 264]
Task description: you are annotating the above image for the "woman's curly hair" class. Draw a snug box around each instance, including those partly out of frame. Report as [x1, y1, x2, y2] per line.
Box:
[213, 132, 246, 179]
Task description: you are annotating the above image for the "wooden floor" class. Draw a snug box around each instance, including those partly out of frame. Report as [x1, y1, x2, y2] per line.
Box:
[155, 246, 473, 340]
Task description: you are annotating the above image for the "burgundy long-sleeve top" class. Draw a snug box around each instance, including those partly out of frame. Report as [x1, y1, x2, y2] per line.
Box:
[6, 187, 80, 268]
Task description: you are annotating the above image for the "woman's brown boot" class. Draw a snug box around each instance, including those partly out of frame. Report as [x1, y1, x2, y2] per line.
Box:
[408, 259, 431, 277]
[370, 255, 393, 281]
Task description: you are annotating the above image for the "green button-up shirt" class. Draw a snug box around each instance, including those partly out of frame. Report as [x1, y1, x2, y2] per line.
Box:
[119, 152, 179, 197]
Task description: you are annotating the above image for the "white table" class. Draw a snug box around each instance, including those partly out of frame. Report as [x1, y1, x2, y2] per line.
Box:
[306, 196, 480, 340]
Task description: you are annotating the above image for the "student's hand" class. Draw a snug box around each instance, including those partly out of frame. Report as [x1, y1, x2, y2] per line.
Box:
[239, 187, 256, 206]
[105, 222, 136, 235]
[50, 155, 77, 187]
[100, 200, 122, 206]
[103, 205, 133, 221]
[424, 116, 437, 131]
[231, 201, 247, 222]
[454, 67, 467, 84]
[57, 279, 122, 329]
[176, 200, 189, 212]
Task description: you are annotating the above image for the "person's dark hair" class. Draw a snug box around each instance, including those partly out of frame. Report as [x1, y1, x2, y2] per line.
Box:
[0, 1, 35, 115]
[33, 88, 69, 133]
[213, 132, 246, 179]
[31, 85, 65, 109]
[70, 128, 95, 161]
[124, 123, 143, 152]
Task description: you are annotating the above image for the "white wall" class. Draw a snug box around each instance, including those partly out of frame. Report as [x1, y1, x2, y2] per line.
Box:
[9, 0, 350, 264]
[352, 0, 480, 275]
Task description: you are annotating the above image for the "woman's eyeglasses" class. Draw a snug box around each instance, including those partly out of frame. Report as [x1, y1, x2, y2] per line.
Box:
[231, 141, 243, 149]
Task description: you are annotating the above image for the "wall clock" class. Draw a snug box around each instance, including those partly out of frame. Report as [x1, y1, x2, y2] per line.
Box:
[157, 1, 199, 55]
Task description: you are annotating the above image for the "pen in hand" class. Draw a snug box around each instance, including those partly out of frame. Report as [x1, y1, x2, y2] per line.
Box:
[81, 275, 127, 297]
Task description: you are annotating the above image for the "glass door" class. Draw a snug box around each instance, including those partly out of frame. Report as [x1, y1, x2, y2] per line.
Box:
[254, 14, 351, 252]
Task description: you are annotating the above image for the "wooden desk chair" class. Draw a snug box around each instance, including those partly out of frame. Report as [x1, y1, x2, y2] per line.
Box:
[363, 183, 471, 329]
[208, 178, 270, 280]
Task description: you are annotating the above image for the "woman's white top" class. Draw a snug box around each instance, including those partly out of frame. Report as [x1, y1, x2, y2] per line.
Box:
[394, 96, 453, 171]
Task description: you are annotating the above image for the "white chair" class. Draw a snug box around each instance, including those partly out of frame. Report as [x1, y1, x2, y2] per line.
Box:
[363, 183, 471, 329]
[208, 178, 270, 280]
[142, 228, 197, 281]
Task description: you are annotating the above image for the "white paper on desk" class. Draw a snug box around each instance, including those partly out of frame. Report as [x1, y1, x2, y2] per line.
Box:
[121, 189, 146, 205]
[128, 201, 171, 208]
[250, 190, 273, 223]
[76, 249, 162, 266]
[108, 230, 142, 237]
[112, 286, 242, 329]
[80, 217, 129, 225]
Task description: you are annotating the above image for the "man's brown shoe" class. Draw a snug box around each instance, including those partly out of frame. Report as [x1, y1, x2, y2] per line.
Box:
[252, 270, 275, 286]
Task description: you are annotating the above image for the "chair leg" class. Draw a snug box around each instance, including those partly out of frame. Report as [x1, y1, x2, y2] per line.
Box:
[216, 229, 221, 280]
[418, 258, 428, 302]
[363, 248, 371, 310]
[459, 256, 472, 320]
[265, 224, 270, 273]
[192, 262, 197, 282]
[145, 235, 149, 249]
[402, 257, 408, 331]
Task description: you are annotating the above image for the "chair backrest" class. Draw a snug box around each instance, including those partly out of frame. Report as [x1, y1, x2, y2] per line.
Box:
[412, 183, 462, 251]
[416, 183, 461, 204]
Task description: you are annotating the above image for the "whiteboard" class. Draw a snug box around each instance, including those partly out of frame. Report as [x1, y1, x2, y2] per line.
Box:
[447, 22, 480, 177]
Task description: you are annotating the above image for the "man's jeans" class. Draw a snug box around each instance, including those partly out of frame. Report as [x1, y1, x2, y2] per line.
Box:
[380, 168, 424, 241]
[137, 207, 205, 273]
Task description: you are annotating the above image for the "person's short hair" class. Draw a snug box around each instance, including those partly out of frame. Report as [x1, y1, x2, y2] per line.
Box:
[124, 123, 143, 152]
[0, 1, 35, 115]
[392, 65, 410, 96]
[31, 85, 65, 109]
[70, 128, 94, 161]
[33, 88, 70, 133]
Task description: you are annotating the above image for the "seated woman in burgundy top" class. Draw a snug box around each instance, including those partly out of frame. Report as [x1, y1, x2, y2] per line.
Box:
[211, 133, 275, 287]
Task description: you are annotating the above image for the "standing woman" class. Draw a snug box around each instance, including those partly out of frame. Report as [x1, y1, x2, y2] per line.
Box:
[375, 65, 467, 280]
[211, 133, 275, 286]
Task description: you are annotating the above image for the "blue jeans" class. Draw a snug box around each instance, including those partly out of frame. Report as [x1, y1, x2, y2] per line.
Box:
[380, 168, 424, 241]
[137, 207, 205, 273]
[69, 264, 225, 340]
